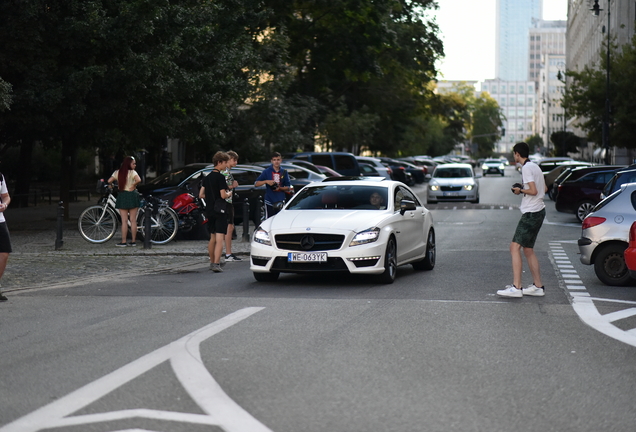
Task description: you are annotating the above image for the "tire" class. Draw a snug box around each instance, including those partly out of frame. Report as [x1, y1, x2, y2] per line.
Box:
[594, 243, 632, 286]
[137, 207, 179, 245]
[501, 172, 505, 177]
[576, 200, 596, 222]
[413, 229, 435, 271]
[549, 187, 558, 201]
[380, 236, 398, 284]
[78, 206, 118, 244]
[253, 271, 279, 282]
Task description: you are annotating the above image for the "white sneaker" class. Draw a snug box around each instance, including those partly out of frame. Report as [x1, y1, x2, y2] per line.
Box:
[522, 283, 545, 297]
[497, 285, 522, 298]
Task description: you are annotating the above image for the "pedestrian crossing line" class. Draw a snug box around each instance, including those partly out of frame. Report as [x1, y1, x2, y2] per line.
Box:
[549, 242, 636, 348]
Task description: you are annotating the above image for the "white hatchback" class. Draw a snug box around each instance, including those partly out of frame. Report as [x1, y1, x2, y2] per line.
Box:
[250, 179, 435, 284]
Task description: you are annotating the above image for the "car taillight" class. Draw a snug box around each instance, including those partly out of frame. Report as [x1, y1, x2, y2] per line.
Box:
[629, 221, 636, 246]
[387, 167, 393, 175]
[582, 216, 606, 230]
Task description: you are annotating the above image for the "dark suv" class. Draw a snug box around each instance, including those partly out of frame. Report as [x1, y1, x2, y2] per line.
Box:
[555, 165, 624, 222]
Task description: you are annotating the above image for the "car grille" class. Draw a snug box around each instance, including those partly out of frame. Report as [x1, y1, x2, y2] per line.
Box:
[271, 256, 348, 272]
[440, 186, 463, 192]
[275, 233, 345, 251]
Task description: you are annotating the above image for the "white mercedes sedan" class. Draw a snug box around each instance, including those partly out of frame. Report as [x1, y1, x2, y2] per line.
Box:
[250, 179, 435, 284]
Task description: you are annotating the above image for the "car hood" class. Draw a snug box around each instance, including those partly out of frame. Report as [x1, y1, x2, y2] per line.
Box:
[430, 178, 476, 186]
[263, 209, 390, 232]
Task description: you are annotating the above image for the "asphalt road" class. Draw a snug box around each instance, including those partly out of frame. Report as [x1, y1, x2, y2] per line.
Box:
[1, 166, 636, 432]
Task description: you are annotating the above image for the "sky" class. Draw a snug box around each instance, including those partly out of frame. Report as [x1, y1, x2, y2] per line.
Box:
[430, 0, 568, 83]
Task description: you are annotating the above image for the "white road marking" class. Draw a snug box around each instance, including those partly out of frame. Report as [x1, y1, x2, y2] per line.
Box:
[550, 244, 636, 348]
[0, 307, 272, 432]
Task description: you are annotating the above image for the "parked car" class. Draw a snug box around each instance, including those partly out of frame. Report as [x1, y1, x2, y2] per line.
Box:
[291, 152, 361, 176]
[355, 156, 393, 180]
[578, 182, 636, 286]
[624, 220, 636, 280]
[250, 179, 436, 283]
[555, 166, 624, 222]
[285, 159, 323, 175]
[358, 162, 385, 177]
[601, 165, 636, 199]
[315, 165, 342, 177]
[138, 163, 267, 234]
[376, 157, 421, 185]
[537, 157, 575, 172]
[427, 163, 480, 204]
[481, 159, 506, 176]
[545, 161, 593, 199]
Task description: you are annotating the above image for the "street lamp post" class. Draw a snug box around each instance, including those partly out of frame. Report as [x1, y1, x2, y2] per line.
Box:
[591, 0, 611, 164]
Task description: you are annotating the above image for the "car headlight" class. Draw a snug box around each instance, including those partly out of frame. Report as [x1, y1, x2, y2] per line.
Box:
[350, 227, 381, 246]
[429, 184, 440, 191]
[499, 164, 505, 169]
[482, 164, 488, 170]
[463, 184, 474, 191]
[253, 228, 272, 246]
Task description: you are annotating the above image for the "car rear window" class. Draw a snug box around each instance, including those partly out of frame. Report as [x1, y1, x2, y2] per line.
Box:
[311, 154, 333, 168]
[334, 155, 356, 171]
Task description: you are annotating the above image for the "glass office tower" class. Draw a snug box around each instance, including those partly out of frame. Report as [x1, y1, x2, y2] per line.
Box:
[496, 0, 542, 80]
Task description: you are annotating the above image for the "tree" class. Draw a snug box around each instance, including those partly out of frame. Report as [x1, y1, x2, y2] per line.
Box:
[0, 0, 270, 210]
[470, 93, 504, 158]
[551, 131, 581, 157]
[526, 134, 544, 153]
[563, 33, 636, 149]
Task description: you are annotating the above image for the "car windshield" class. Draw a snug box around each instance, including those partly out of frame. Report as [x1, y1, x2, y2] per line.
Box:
[433, 168, 472, 178]
[287, 185, 389, 210]
[484, 160, 500, 164]
[144, 166, 208, 187]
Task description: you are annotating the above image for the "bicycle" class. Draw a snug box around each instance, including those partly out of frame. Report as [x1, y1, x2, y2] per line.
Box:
[78, 181, 179, 245]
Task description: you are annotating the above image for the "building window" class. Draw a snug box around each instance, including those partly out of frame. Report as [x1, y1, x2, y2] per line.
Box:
[519, 85, 524, 93]
[528, 85, 534, 92]
[491, 85, 497, 94]
[501, 85, 506, 92]
[530, 72, 535, 78]
[482, 84, 488, 92]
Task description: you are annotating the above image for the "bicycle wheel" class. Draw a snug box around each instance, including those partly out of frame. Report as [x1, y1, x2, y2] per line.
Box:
[137, 207, 179, 245]
[78, 206, 118, 244]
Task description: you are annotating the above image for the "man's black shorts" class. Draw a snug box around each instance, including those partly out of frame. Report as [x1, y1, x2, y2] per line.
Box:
[0, 222, 12, 253]
[206, 211, 228, 235]
[226, 204, 235, 225]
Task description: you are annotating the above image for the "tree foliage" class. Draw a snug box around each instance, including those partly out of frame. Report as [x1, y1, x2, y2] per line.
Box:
[563, 34, 636, 148]
[551, 131, 581, 157]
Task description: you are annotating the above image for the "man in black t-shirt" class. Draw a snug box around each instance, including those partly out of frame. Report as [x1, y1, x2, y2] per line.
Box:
[200, 152, 231, 272]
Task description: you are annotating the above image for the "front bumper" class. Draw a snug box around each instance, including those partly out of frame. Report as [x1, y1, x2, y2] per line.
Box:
[250, 239, 388, 275]
[428, 189, 477, 202]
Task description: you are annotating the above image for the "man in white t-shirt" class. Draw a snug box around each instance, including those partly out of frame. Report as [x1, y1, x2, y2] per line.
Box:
[0, 173, 12, 302]
[497, 142, 546, 298]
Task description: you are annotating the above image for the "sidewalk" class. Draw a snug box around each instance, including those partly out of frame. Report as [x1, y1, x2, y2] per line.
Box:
[1, 201, 252, 294]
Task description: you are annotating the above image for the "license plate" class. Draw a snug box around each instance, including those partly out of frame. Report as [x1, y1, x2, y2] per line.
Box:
[443, 192, 459, 197]
[288, 252, 327, 262]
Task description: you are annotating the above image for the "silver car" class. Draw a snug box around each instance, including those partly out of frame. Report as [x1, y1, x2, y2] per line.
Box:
[355, 156, 393, 180]
[427, 163, 480, 204]
[578, 182, 636, 286]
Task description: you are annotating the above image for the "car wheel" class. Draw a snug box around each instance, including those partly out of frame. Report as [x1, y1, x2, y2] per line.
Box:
[380, 236, 397, 284]
[549, 187, 558, 201]
[253, 271, 280, 282]
[501, 172, 505, 177]
[413, 229, 435, 271]
[593, 243, 632, 286]
[576, 200, 596, 222]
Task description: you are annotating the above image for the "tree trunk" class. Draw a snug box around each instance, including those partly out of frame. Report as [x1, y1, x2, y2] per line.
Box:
[12, 140, 35, 207]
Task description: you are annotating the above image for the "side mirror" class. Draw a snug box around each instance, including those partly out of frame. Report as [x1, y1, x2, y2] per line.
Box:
[425, 174, 432, 180]
[400, 199, 417, 215]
